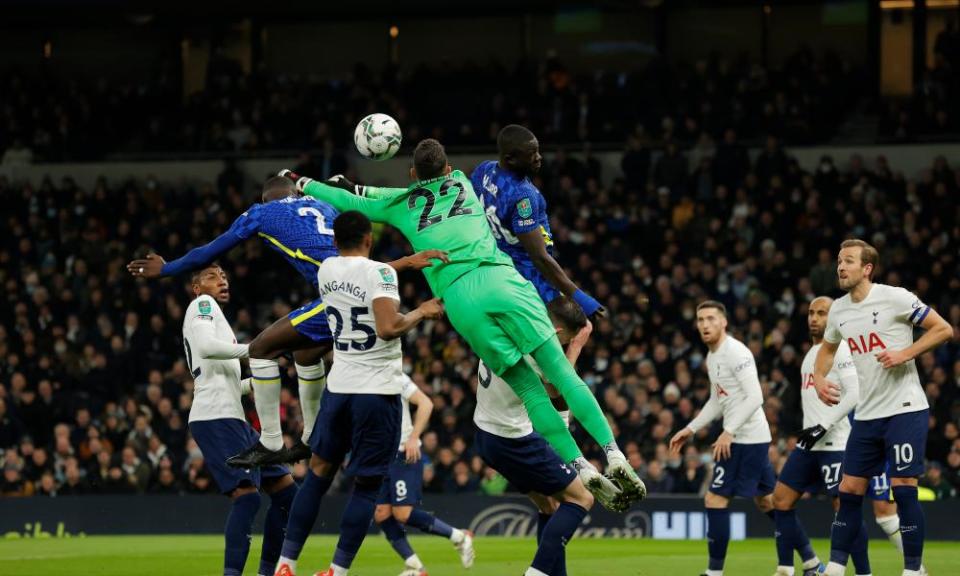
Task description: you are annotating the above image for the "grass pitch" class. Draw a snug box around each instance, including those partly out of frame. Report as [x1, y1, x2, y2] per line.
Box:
[0, 535, 955, 575]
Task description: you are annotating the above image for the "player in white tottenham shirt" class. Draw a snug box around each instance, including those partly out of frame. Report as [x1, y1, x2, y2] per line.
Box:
[474, 295, 616, 576]
[374, 373, 475, 576]
[813, 240, 952, 576]
[275, 211, 444, 576]
[183, 264, 299, 576]
[669, 301, 775, 576]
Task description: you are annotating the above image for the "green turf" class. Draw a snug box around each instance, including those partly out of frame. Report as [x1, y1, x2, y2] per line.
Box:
[0, 535, 954, 575]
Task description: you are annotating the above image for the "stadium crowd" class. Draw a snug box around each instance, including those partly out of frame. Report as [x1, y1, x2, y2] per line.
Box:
[1, 134, 959, 500]
[0, 48, 862, 164]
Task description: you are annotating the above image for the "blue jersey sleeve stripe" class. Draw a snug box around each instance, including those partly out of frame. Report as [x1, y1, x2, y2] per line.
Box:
[913, 306, 931, 325]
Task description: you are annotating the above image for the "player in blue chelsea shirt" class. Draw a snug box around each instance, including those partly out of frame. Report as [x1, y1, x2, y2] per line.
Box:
[128, 177, 443, 468]
[470, 125, 605, 319]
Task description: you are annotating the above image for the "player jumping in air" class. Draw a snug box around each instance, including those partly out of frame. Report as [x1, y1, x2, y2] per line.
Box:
[669, 301, 778, 576]
[278, 138, 643, 509]
[128, 177, 443, 467]
[374, 374, 475, 575]
[475, 295, 597, 576]
[182, 263, 299, 576]
[815, 239, 952, 576]
[470, 124, 605, 317]
[274, 211, 445, 576]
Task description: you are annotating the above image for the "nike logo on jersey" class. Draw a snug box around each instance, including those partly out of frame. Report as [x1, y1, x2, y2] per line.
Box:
[826, 482, 839, 490]
[839, 321, 849, 326]
[896, 464, 912, 472]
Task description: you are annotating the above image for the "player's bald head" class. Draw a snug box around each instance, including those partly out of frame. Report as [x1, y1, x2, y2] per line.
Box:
[498, 125, 536, 155]
[262, 176, 298, 202]
[809, 296, 834, 312]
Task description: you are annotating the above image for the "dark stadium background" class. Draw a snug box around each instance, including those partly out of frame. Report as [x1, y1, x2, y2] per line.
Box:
[1, 0, 959, 508]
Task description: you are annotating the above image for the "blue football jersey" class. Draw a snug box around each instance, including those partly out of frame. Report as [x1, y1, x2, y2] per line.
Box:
[470, 160, 558, 303]
[230, 196, 340, 287]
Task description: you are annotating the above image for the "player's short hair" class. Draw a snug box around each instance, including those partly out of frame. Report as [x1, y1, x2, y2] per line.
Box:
[696, 300, 727, 316]
[497, 124, 536, 155]
[413, 139, 448, 180]
[840, 238, 880, 278]
[546, 295, 588, 334]
[190, 263, 222, 285]
[333, 211, 372, 250]
[262, 176, 295, 202]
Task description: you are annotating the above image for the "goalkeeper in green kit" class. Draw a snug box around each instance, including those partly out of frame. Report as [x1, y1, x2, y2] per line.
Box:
[279, 139, 645, 510]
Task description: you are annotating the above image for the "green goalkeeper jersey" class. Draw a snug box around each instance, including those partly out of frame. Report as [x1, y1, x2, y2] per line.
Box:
[303, 170, 514, 298]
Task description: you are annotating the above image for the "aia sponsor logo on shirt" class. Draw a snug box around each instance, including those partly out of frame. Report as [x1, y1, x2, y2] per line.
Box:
[847, 332, 887, 355]
[802, 373, 816, 390]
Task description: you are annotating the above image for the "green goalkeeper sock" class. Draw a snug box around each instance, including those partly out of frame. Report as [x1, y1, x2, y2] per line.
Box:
[500, 358, 583, 463]
[529, 336, 615, 448]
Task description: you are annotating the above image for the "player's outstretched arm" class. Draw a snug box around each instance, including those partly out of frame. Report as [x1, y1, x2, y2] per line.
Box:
[876, 307, 954, 368]
[280, 170, 392, 221]
[517, 230, 606, 318]
[128, 228, 244, 279]
[372, 297, 444, 340]
[405, 389, 434, 463]
[326, 174, 406, 200]
[388, 250, 450, 272]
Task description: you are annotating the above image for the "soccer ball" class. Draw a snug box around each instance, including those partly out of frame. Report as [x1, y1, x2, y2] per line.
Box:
[354, 113, 402, 161]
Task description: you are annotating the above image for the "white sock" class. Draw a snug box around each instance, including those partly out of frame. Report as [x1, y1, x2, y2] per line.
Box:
[450, 527, 465, 544]
[404, 554, 424, 570]
[876, 514, 903, 552]
[902, 571, 921, 576]
[295, 361, 325, 443]
[250, 357, 283, 451]
[825, 561, 846, 576]
[331, 564, 349, 576]
[777, 566, 795, 575]
[802, 557, 821, 570]
[524, 568, 549, 576]
[277, 556, 296, 571]
[705, 570, 723, 576]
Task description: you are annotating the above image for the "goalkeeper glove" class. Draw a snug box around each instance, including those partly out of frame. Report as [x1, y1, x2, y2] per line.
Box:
[796, 424, 827, 450]
[326, 174, 368, 197]
[277, 169, 313, 192]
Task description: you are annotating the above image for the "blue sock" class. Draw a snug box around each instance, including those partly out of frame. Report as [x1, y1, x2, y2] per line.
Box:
[829, 491, 864, 566]
[331, 482, 379, 569]
[706, 508, 731, 571]
[224, 491, 261, 576]
[850, 519, 871, 575]
[531, 503, 586, 574]
[406, 508, 454, 538]
[537, 513, 550, 543]
[280, 471, 333, 561]
[893, 485, 924, 571]
[260, 483, 297, 576]
[380, 516, 416, 562]
[535, 512, 567, 576]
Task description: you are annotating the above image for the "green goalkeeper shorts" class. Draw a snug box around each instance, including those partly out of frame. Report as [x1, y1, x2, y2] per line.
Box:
[442, 263, 557, 375]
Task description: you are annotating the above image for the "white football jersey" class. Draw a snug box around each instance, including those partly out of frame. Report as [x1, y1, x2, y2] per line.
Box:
[317, 256, 403, 395]
[474, 358, 540, 439]
[695, 335, 772, 443]
[182, 295, 245, 423]
[824, 284, 929, 420]
[398, 374, 421, 449]
[800, 341, 858, 451]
